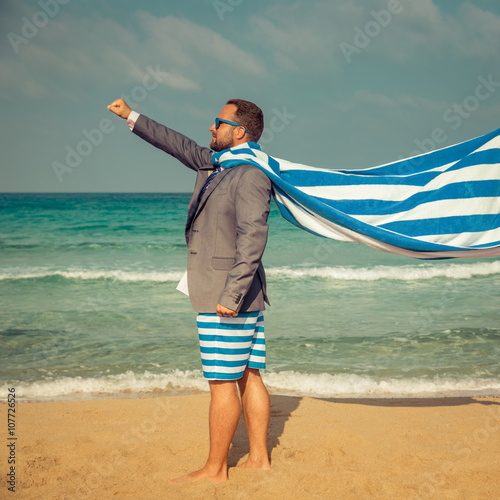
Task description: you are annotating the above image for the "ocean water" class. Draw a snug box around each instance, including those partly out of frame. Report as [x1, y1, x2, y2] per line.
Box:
[1, 193, 499, 401]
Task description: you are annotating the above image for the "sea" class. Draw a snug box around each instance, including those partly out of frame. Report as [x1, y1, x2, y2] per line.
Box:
[1, 193, 500, 402]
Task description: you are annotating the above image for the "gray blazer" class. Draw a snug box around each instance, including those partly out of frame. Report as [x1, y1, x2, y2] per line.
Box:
[133, 114, 272, 313]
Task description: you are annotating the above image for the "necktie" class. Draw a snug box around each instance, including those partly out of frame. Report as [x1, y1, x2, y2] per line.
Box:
[198, 166, 222, 201]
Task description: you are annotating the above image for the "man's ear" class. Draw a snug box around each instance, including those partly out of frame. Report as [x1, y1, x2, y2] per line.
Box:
[234, 127, 247, 141]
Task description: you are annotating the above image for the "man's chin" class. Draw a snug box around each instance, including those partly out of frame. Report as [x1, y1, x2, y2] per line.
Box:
[210, 140, 234, 152]
[210, 143, 224, 152]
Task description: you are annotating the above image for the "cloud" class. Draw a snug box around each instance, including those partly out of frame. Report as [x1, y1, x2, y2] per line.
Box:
[247, 0, 500, 70]
[0, 5, 266, 100]
[1, 10, 156, 99]
[248, 1, 361, 72]
[364, 0, 500, 62]
[448, 2, 500, 58]
[137, 12, 265, 77]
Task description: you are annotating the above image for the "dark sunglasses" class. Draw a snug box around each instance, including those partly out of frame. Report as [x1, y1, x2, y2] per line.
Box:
[215, 117, 249, 134]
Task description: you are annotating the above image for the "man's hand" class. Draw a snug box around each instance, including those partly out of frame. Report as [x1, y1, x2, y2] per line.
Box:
[216, 304, 238, 318]
[107, 98, 132, 119]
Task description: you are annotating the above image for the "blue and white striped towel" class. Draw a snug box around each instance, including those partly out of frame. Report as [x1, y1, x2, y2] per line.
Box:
[212, 128, 500, 259]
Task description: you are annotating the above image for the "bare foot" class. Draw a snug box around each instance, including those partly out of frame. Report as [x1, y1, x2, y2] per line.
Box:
[167, 467, 228, 484]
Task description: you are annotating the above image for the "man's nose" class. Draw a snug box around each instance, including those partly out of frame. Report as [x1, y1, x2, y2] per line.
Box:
[209, 123, 216, 132]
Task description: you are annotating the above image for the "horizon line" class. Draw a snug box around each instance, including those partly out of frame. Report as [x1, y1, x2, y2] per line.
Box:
[0, 191, 193, 195]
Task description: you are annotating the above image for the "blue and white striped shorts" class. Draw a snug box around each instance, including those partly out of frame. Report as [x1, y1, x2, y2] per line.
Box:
[197, 311, 266, 380]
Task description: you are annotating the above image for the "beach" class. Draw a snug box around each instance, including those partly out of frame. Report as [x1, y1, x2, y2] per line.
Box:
[2, 394, 500, 499]
[1, 193, 500, 498]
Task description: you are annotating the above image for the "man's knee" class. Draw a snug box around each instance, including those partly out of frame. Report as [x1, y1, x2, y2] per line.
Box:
[209, 379, 238, 396]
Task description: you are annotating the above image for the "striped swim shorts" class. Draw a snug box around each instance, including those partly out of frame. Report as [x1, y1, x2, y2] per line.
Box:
[197, 311, 266, 380]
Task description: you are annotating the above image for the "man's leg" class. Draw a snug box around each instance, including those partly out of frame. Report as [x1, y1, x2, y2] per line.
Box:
[168, 379, 241, 483]
[237, 367, 271, 469]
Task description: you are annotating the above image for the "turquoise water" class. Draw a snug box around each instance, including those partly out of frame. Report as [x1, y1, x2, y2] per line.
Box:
[1, 193, 500, 401]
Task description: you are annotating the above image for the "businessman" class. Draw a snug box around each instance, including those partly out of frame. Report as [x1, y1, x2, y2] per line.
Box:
[108, 97, 272, 482]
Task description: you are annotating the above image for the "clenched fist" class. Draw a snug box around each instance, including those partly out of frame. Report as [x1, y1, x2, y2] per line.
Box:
[216, 303, 238, 318]
[107, 98, 132, 119]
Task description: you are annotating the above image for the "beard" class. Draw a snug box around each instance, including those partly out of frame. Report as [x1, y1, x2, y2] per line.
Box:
[210, 130, 235, 152]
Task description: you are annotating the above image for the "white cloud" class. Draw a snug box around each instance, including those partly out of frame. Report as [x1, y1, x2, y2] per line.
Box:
[137, 12, 265, 77]
[449, 2, 500, 58]
[1, 12, 153, 99]
[365, 0, 500, 61]
[0, 6, 266, 99]
[247, 0, 500, 70]
[248, 1, 361, 72]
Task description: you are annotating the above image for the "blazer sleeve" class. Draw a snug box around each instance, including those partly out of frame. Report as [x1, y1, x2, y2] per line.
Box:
[217, 167, 272, 312]
[132, 114, 213, 172]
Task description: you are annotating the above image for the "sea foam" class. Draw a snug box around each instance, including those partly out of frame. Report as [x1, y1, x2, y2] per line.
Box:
[266, 260, 500, 281]
[0, 269, 185, 282]
[2, 370, 500, 402]
[263, 371, 500, 398]
[1, 261, 499, 283]
[0, 370, 207, 402]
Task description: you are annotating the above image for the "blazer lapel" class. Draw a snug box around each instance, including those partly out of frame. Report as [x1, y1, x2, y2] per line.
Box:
[186, 165, 212, 230]
[189, 167, 234, 227]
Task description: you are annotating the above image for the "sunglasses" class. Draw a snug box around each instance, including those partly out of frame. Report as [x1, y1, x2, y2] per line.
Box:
[215, 117, 249, 134]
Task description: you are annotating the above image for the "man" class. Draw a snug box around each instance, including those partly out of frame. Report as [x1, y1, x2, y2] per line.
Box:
[107, 98, 272, 482]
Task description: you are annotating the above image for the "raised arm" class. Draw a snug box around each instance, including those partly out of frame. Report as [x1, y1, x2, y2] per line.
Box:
[107, 98, 212, 172]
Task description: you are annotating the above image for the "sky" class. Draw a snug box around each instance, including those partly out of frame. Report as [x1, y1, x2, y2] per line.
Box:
[1, 0, 500, 193]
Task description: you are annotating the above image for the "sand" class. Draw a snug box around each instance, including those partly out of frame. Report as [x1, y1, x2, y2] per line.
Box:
[1, 394, 500, 499]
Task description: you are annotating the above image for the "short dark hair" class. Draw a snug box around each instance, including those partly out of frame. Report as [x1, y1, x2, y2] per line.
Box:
[226, 99, 264, 143]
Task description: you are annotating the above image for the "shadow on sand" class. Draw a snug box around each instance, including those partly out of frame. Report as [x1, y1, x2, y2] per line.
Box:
[228, 393, 499, 467]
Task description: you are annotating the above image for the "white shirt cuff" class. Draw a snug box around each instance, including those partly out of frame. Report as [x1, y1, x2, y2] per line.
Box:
[127, 110, 140, 130]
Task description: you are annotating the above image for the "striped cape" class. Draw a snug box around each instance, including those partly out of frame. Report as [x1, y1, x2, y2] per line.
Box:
[212, 127, 500, 259]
